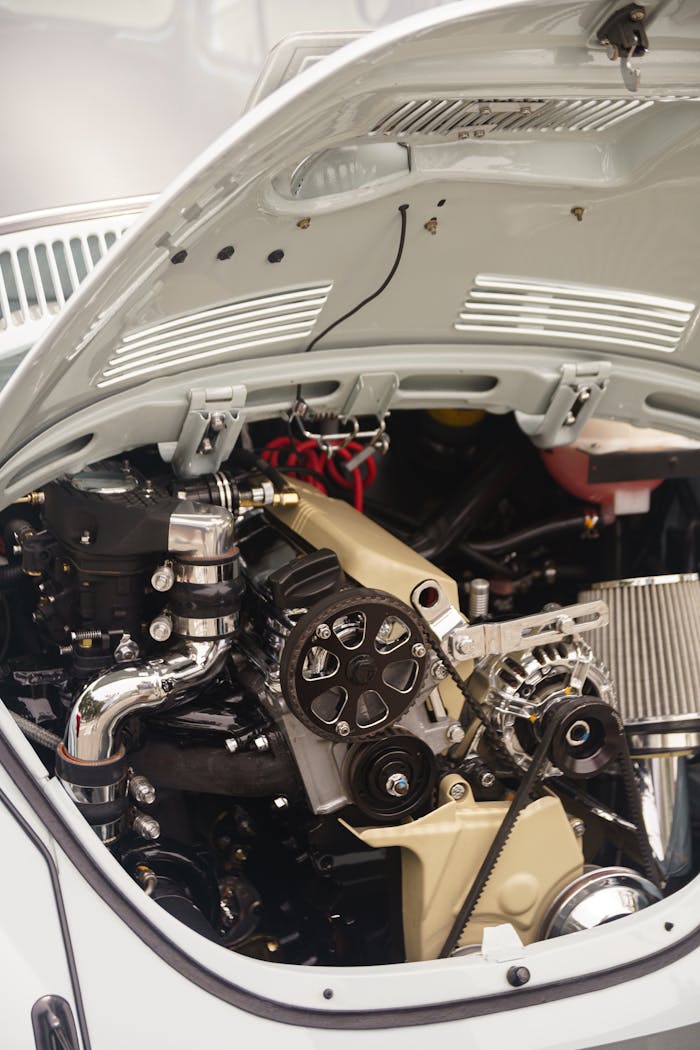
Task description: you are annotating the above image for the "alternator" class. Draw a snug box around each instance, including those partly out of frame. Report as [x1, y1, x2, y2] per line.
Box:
[468, 636, 615, 775]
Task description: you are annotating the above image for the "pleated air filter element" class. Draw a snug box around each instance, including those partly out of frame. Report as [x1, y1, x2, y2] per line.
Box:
[578, 575, 700, 731]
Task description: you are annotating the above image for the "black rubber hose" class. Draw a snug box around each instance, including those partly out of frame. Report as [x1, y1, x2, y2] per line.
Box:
[9, 711, 61, 750]
[130, 740, 299, 797]
[411, 447, 524, 562]
[459, 545, 519, 579]
[230, 449, 286, 492]
[469, 515, 593, 556]
[0, 565, 24, 587]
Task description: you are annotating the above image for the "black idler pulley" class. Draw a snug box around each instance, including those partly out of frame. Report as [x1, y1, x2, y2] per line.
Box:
[348, 733, 436, 823]
[280, 588, 428, 741]
[547, 696, 623, 779]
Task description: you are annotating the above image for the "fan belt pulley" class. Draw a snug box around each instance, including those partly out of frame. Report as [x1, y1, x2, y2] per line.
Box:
[280, 588, 428, 741]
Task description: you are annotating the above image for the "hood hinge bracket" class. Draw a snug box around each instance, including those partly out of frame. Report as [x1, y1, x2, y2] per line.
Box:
[172, 386, 246, 477]
[515, 361, 611, 448]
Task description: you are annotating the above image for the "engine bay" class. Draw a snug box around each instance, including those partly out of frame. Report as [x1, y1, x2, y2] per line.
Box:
[3, 407, 700, 966]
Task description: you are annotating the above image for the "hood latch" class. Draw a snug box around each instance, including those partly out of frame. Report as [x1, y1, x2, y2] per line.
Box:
[597, 3, 649, 92]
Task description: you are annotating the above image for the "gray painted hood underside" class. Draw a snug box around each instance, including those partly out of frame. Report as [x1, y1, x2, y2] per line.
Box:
[2, 0, 700, 504]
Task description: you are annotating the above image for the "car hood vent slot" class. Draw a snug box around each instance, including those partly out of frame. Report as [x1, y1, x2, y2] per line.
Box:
[0, 213, 136, 361]
[370, 98, 655, 137]
[96, 283, 333, 388]
[454, 275, 695, 354]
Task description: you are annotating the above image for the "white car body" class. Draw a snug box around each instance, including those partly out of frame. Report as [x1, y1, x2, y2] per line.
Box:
[3, 2, 700, 1047]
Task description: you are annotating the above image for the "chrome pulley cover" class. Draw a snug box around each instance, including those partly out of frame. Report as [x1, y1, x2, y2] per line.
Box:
[469, 635, 615, 775]
[541, 866, 662, 939]
[279, 588, 428, 741]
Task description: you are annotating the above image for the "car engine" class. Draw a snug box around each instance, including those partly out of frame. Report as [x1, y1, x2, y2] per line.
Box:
[2, 408, 699, 966]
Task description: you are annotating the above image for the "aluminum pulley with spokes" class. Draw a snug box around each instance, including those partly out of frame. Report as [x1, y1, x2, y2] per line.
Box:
[279, 588, 429, 740]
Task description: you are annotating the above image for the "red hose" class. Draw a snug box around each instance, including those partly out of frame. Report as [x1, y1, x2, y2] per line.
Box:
[261, 437, 376, 511]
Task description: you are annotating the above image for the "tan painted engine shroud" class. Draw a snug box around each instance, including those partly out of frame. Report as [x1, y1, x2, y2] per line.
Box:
[270, 480, 471, 712]
[346, 779, 583, 962]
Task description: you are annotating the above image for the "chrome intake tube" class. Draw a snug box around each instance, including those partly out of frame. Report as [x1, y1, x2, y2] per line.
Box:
[57, 499, 242, 842]
[57, 639, 230, 841]
[64, 638, 229, 763]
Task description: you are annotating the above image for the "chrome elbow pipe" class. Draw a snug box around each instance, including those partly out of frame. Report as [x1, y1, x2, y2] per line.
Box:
[64, 638, 230, 764]
[57, 637, 230, 842]
[168, 501, 236, 560]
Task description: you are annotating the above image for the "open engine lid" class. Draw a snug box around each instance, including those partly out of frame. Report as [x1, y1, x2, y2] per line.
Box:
[3, 0, 700, 502]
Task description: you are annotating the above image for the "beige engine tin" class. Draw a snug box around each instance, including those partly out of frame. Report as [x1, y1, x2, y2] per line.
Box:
[346, 778, 583, 961]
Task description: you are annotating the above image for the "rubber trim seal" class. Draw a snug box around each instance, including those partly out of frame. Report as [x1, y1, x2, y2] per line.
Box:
[0, 723, 698, 1031]
[0, 782, 91, 1049]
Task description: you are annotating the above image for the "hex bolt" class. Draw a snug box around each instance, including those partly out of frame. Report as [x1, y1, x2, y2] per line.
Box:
[272, 796, 289, 811]
[385, 772, 410, 798]
[446, 723, 466, 744]
[210, 413, 226, 432]
[630, 7, 645, 19]
[132, 813, 161, 840]
[449, 782, 467, 801]
[454, 636, 474, 659]
[151, 563, 175, 593]
[480, 771, 496, 789]
[80, 529, 92, 546]
[129, 775, 156, 806]
[335, 720, 351, 737]
[411, 642, 426, 658]
[316, 623, 332, 640]
[225, 738, 239, 753]
[507, 965, 531, 988]
[432, 661, 449, 681]
[570, 817, 586, 838]
[254, 735, 270, 753]
[149, 614, 173, 643]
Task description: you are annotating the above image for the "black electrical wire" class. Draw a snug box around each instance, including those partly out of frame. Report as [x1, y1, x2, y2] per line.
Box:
[296, 203, 409, 403]
[229, 449, 286, 493]
[305, 204, 409, 354]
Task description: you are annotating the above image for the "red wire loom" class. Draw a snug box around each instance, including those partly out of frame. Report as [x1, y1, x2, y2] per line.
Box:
[261, 437, 377, 513]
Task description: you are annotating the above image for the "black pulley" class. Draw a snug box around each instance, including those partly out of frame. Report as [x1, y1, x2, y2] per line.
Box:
[280, 588, 428, 741]
[548, 696, 623, 779]
[347, 733, 436, 823]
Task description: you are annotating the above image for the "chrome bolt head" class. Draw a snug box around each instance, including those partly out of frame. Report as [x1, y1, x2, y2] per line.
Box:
[254, 735, 270, 753]
[272, 795, 289, 811]
[149, 614, 173, 643]
[446, 723, 466, 744]
[385, 772, 410, 798]
[316, 623, 332, 640]
[80, 529, 92, 546]
[151, 563, 175, 593]
[432, 661, 449, 681]
[129, 775, 156, 806]
[225, 738, 239, 753]
[411, 642, 426, 658]
[480, 771, 496, 789]
[132, 813, 161, 840]
[449, 782, 467, 801]
[335, 720, 351, 737]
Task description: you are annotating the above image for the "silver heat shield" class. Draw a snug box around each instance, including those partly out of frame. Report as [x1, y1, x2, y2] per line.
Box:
[579, 574, 700, 878]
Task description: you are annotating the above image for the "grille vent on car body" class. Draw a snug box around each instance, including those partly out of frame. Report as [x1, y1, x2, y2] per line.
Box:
[0, 214, 134, 360]
[97, 284, 334, 388]
[370, 98, 655, 137]
[454, 275, 695, 354]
